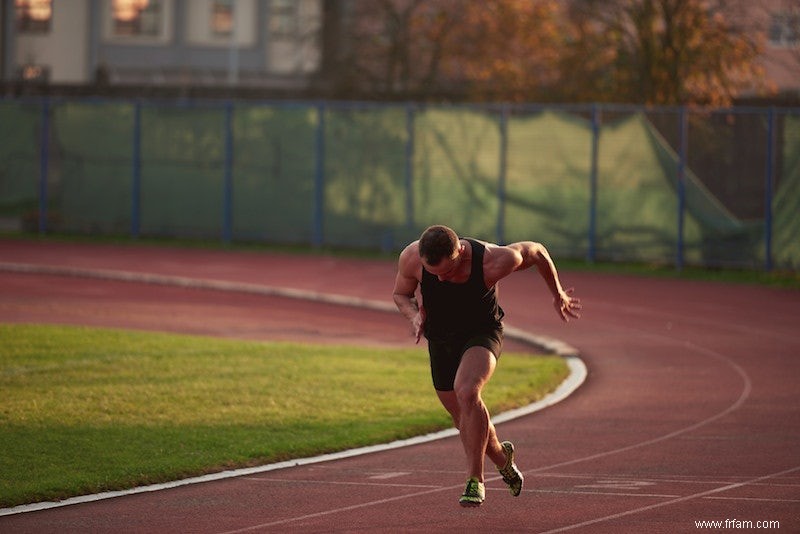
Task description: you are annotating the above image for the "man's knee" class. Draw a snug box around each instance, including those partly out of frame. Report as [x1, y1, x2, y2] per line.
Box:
[454, 382, 482, 409]
[437, 389, 461, 423]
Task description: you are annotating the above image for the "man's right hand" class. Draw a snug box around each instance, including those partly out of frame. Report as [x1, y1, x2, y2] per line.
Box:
[413, 306, 426, 343]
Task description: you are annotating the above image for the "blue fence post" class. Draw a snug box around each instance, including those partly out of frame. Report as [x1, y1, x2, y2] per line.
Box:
[313, 103, 325, 248]
[222, 100, 234, 244]
[676, 106, 688, 272]
[404, 103, 415, 230]
[587, 104, 600, 263]
[764, 107, 776, 272]
[130, 100, 141, 238]
[38, 98, 50, 234]
[496, 105, 508, 244]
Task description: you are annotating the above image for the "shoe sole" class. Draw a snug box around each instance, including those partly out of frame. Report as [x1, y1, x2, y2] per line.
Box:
[500, 441, 524, 496]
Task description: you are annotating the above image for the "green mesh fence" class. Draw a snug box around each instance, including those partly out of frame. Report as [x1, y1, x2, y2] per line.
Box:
[504, 109, 592, 257]
[138, 104, 227, 238]
[0, 98, 797, 270]
[324, 105, 408, 249]
[53, 101, 134, 234]
[412, 107, 502, 243]
[593, 111, 679, 262]
[773, 112, 800, 269]
[0, 101, 40, 230]
[232, 104, 317, 243]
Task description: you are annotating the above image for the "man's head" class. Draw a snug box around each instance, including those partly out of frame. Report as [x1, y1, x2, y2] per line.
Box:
[418, 225, 460, 266]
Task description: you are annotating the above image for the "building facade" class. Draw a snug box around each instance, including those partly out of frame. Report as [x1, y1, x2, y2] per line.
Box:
[2, 0, 322, 90]
[1, 0, 798, 99]
[739, 0, 800, 98]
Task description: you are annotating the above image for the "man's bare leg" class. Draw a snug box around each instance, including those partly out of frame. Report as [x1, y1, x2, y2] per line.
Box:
[452, 347, 504, 480]
[436, 388, 506, 471]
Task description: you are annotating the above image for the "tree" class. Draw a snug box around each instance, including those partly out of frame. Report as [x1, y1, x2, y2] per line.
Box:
[443, 0, 564, 102]
[335, 0, 456, 97]
[325, 0, 770, 105]
[560, 0, 768, 106]
[334, 0, 564, 101]
[314, 0, 346, 94]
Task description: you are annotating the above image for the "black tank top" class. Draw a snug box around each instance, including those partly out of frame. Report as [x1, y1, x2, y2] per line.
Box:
[421, 238, 504, 340]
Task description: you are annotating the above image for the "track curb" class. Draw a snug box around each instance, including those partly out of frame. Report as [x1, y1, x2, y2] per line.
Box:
[0, 261, 586, 517]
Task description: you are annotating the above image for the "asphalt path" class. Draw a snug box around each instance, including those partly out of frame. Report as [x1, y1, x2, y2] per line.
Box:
[0, 239, 798, 533]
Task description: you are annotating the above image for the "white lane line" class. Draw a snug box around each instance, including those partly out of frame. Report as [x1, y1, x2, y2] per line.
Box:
[703, 496, 800, 503]
[0, 262, 581, 357]
[538, 465, 800, 534]
[217, 485, 456, 534]
[211, 304, 762, 532]
[0, 262, 586, 518]
[0, 262, 397, 314]
[537, 472, 800, 488]
[221, 465, 800, 534]
[367, 472, 411, 480]
[241, 477, 438, 489]
[0, 357, 586, 518]
[3, 260, 775, 533]
[524, 338, 753, 474]
[534, 489, 681, 499]
[536, 473, 800, 488]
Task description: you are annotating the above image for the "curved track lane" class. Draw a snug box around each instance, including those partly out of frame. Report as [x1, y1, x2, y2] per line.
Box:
[0, 240, 798, 533]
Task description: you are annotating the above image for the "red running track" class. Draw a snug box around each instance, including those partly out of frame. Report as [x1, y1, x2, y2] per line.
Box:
[0, 239, 799, 533]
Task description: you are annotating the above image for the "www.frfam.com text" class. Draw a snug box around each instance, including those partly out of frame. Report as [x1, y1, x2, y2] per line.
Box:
[695, 518, 780, 529]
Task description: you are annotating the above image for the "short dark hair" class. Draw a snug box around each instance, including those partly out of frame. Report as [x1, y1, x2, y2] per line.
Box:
[418, 225, 459, 266]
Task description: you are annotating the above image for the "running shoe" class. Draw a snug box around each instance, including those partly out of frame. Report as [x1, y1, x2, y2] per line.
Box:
[497, 440, 524, 496]
[459, 476, 485, 507]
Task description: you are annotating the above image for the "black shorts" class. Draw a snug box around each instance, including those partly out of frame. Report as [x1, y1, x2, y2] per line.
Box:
[426, 327, 504, 392]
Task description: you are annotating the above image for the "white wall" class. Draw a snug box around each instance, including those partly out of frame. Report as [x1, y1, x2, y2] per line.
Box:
[15, 0, 90, 83]
[267, 0, 320, 74]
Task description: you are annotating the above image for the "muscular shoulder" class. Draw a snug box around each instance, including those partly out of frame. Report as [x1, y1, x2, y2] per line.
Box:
[397, 241, 422, 279]
[482, 242, 531, 286]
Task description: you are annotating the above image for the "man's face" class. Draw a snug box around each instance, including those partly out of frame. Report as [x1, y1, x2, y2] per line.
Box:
[422, 246, 463, 282]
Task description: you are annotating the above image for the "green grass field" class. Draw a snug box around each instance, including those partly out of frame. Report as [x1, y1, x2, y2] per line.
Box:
[0, 324, 569, 508]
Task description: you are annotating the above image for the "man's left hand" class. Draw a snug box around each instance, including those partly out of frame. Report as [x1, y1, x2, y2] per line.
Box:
[554, 288, 581, 322]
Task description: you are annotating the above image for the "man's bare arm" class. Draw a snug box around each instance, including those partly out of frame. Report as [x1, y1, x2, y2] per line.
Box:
[392, 244, 426, 342]
[504, 241, 582, 322]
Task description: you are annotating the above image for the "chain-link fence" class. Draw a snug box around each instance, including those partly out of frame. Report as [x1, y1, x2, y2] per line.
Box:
[1, 98, 797, 270]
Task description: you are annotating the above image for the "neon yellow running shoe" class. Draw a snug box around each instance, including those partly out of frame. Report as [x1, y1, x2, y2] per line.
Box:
[497, 440, 524, 496]
[459, 477, 485, 507]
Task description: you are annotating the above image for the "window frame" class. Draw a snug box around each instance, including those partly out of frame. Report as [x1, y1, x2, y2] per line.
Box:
[211, 0, 234, 37]
[269, 0, 297, 39]
[769, 11, 800, 48]
[103, 0, 174, 44]
[15, 0, 53, 34]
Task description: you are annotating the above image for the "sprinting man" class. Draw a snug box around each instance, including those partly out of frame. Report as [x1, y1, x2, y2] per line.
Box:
[392, 225, 581, 507]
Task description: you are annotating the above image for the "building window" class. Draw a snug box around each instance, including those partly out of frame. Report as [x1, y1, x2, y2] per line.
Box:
[15, 0, 52, 33]
[269, 0, 296, 38]
[770, 12, 800, 47]
[112, 0, 163, 37]
[18, 64, 50, 82]
[212, 0, 234, 36]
